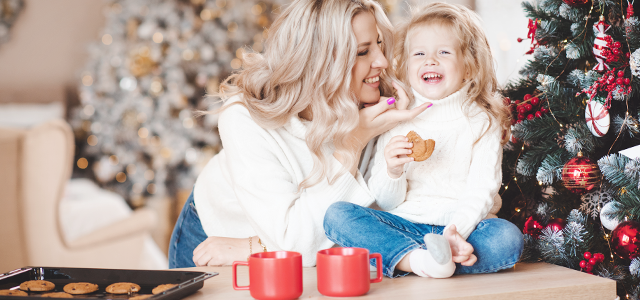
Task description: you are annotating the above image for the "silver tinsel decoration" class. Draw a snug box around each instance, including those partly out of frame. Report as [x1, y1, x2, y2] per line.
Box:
[580, 186, 614, 219]
[631, 48, 640, 78]
[631, 258, 640, 277]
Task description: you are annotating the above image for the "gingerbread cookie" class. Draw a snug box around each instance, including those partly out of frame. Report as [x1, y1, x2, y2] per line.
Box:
[63, 282, 98, 295]
[41, 292, 73, 298]
[19, 280, 55, 292]
[0, 289, 28, 296]
[406, 131, 435, 162]
[152, 284, 177, 295]
[130, 295, 153, 300]
[106, 283, 140, 294]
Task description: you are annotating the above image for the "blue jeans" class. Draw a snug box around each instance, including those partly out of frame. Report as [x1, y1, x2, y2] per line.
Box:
[323, 202, 524, 278]
[168, 190, 208, 269]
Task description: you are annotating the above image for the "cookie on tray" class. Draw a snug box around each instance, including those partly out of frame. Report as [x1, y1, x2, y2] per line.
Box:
[63, 282, 99, 295]
[106, 282, 141, 294]
[130, 295, 153, 300]
[151, 284, 176, 295]
[19, 280, 55, 292]
[41, 292, 73, 298]
[0, 289, 28, 296]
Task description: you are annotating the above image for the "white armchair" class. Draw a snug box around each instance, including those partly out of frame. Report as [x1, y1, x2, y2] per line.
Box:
[0, 119, 160, 271]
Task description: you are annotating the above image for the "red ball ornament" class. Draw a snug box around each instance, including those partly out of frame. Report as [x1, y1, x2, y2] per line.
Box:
[527, 114, 534, 120]
[611, 221, 640, 260]
[584, 252, 592, 260]
[618, 70, 625, 77]
[588, 258, 598, 265]
[546, 218, 567, 232]
[579, 260, 587, 268]
[535, 111, 542, 118]
[562, 0, 589, 6]
[617, 78, 624, 85]
[525, 104, 533, 111]
[561, 152, 601, 194]
[524, 216, 544, 238]
[624, 78, 630, 85]
[524, 94, 531, 100]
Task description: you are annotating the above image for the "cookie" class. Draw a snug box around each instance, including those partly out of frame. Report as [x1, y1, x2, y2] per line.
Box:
[63, 282, 98, 295]
[41, 292, 73, 298]
[0, 289, 28, 296]
[106, 283, 140, 294]
[19, 280, 55, 292]
[130, 295, 153, 300]
[406, 131, 435, 162]
[152, 284, 177, 295]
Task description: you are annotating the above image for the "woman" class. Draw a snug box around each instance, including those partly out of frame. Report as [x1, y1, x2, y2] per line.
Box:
[169, 0, 432, 268]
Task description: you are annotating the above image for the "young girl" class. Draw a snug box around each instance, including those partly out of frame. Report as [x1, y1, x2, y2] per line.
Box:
[324, 2, 524, 278]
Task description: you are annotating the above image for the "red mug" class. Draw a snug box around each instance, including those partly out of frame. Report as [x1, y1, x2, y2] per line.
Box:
[316, 247, 383, 297]
[232, 251, 303, 300]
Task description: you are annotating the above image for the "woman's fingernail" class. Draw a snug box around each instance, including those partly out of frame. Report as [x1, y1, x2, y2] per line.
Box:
[387, 97, 396, 105]
[427, 103, 433, 108]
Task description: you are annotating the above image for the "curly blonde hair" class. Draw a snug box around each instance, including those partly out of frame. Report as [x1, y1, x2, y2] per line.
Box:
[212, 0, 395, 189]
[394, 2, 510, 144]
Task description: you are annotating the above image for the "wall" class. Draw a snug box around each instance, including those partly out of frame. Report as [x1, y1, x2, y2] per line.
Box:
[0, 0, 105, 105]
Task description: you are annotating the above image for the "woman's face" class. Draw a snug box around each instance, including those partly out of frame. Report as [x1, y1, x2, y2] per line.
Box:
[350, 12, 389, 104]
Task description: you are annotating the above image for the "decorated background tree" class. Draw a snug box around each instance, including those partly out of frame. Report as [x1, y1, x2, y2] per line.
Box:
[69, 0, 287, 206]
[500, 0, 640, 298]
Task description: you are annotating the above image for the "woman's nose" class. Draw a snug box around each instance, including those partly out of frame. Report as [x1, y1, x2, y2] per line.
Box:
[372, 51, 389, 69]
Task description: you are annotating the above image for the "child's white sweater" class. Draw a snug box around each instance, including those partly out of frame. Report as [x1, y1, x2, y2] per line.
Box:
[368, 86, 503, 239]
[193, 96, 375, 267]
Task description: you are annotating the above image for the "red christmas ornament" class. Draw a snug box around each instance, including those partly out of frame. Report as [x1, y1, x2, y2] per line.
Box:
[546, 218, 567, 232]
[563, 0, 589, 6]
[593, 16, 612, 71]
[628, 1, 635, 19]
[518, 19, 540, 55]
[561, 152, 601, 194]
[524, 216, 544, 238]
[611, 221, 640, 260]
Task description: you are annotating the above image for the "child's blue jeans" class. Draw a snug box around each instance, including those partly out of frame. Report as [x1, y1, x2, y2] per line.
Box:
[323, 201, 524, 278]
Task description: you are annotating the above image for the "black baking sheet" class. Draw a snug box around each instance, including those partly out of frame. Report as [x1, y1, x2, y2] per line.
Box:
[0, 267, 217, 300]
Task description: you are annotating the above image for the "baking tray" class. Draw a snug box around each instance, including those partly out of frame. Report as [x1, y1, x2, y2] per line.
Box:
[0, 267, 217, 300]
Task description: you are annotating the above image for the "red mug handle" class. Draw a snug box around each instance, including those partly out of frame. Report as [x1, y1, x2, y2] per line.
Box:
[232, 261, 250, 290]
[369, 253, 383, 283]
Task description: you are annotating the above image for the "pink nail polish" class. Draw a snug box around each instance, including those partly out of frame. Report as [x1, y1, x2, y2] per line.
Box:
[427, 103, 433, 108]
[387, 97, 396, 105]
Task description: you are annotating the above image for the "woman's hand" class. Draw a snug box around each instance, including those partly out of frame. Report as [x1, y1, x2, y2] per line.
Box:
[385, 135, 414, 179]
[355, 82, 431, 150]
[192, 236, 251, 266]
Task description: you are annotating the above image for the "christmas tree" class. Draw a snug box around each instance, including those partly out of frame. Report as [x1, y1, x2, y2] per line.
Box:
[69, 0, 286, 206]
[499, 0, 640, 298]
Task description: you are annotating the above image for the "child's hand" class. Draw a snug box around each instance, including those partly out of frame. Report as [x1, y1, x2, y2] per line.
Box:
[385, 135, 414, 179]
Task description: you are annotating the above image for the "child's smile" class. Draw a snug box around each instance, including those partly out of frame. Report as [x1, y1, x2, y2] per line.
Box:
[407, 23, 466, 100]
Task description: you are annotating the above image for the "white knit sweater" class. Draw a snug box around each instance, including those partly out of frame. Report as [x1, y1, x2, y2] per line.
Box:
[367, 86, 503, 239]
[193, 96, 375, 267]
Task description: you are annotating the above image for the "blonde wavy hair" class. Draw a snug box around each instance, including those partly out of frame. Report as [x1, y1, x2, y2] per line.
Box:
[212, 0, 395, 190]
[394, 2, 511, 144]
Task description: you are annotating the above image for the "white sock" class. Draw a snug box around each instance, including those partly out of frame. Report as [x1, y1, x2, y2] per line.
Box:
[409, 234, 455, 278]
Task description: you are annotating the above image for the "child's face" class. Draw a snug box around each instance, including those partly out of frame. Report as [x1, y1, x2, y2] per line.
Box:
[350, 12, 389, 104]
[407, 24, 466, 100]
